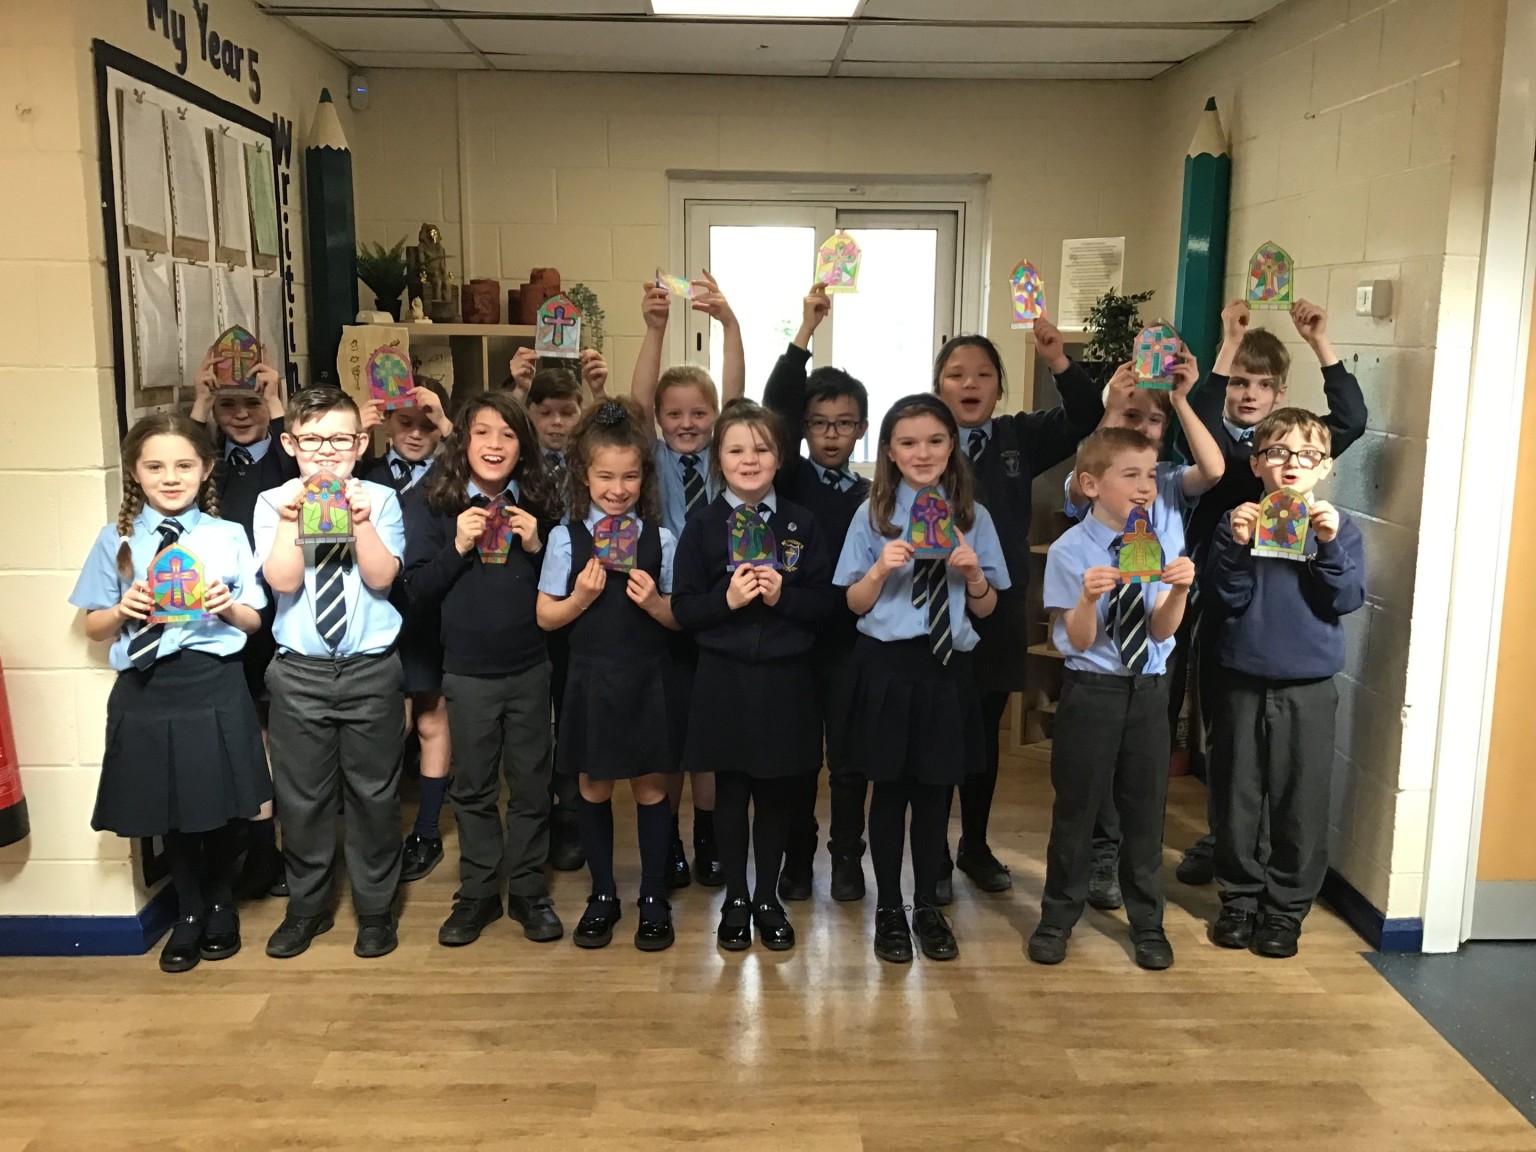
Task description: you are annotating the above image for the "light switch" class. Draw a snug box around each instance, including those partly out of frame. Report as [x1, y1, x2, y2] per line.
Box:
[1356, 280, 1393, 318]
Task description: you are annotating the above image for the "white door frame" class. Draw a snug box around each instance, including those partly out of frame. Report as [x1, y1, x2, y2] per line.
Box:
[1421, 0, 1536, 952]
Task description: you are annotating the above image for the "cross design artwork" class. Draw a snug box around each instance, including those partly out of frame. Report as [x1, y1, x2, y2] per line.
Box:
[1247, 241, 1295, 310]
[477, 497, 516, 565]
[1118, 508, 1163, 583]
[594, 514, 640, 572]
[536, 293, 583, 359]
[210, 326, 261, 393]
[366, 346, 416, 411]
[148, 543, 208, 624]
[815, 231, 862, 293]
[297, 470, 354, 545]
[1010, 260, 1045, 330]
[1133, 322, 1182, 390]
[906, 486, 958, 559]
[1253, 487, 1310, 560]
[726, 505, 780, 571]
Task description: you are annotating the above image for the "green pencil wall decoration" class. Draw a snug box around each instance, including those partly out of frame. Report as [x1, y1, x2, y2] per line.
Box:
[1174, 97, 1231, 403]
[304, 89, 357, 388]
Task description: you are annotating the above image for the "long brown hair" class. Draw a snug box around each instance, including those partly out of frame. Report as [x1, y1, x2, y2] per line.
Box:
[566, 396, 660, 524]
[425, 391, 558, 521]
[867, 394, 976, 539]
[706, 398, 784, 495]
[115, 412, 221, 577]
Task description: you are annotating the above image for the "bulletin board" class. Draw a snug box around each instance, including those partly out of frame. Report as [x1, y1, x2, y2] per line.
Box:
[94, 43, 290, 440]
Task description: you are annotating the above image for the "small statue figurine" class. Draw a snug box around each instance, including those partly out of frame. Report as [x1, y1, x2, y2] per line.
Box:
[409, 297, 429, 324]
[416, 223, 454, 323]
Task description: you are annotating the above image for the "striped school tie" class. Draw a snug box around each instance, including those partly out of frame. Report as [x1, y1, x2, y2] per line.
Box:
[127, 518, 185, 671]
[680, 454, 705, 512]
[911, 558, 952, 666]
[1109, 552, 1150, 673]
[390, 458, 413, 491]
[822, 466, 850, 490]
[229, 446, 254, 475]
[314, 541, 349, 652]
[967, 428, 987, 463]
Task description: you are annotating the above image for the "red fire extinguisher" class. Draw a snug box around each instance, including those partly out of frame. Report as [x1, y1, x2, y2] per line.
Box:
[0, 656, 29, 847]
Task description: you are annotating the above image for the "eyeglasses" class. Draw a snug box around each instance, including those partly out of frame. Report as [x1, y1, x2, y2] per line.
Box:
[1256, 446, 1327, 469]
[805, 418, 862, 435]
[293, 433, 363, 452]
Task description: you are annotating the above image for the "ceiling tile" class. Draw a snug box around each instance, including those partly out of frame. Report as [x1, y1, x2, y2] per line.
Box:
[259, 0, 434, 8]
[846, 23, 1227, 63]
[857, 0, 1283, 21]
[836, 60, 1168, 79]
[444, 0, 652, 12]
[485, 53, 832, 75]
[286, 14, 470, 51]
[458, 17, 844, 59]
[348, 51, 491, 68]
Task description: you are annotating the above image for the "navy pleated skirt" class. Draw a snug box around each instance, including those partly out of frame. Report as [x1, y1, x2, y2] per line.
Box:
[845, 635, 984, 787]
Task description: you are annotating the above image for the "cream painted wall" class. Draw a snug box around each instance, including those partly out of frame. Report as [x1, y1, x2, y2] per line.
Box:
[0, 0, 348, 917]
[1144, 0, 1506, 920]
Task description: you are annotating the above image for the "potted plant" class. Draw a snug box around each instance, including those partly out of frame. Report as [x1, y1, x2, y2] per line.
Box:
[356, 238, 410, 321]
[1083, 287, 1155, 384]
[567, 283, 606, 353]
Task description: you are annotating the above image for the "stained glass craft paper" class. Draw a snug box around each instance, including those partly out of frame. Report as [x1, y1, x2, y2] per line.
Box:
[815, 231, 861, 294]
[366, 346, 415, 411]
[535, 293, 582, 359]
[593, 514, 640, 572]
[657, 270, 700, 299]
[1247, 241, 1294, 310]
[1133, 321, 1182, 390]
[1252, 487, 1309, 560]
[147, 543, 209, 624]
[477, 497, 515, 565]
[1009, 260, 1045, 330]
[726, 505, 780, 571]
[296, 470, 354, 545]
[1118, 508, 1163, 583]
[209, 325, 261, 394]
[906, 486, 958, 559]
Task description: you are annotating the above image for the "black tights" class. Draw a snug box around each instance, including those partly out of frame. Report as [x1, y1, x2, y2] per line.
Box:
[715, 770, 802, 903]
[162, 823, 242, 918]
[869, 779, 950, 908]
[948, 691, 1010, 852]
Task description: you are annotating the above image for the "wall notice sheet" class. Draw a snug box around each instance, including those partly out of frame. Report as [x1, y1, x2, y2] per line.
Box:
[256, 273, 286, 377]
[130, 254, 179, 406]
[177, 263, 218, 394]
[166, 116, 211, 262]
[1056, 237, 1127, 330]
[218, 265, 255, 334]
[119, 92, 169, 254]
[213, 129, 248, 265]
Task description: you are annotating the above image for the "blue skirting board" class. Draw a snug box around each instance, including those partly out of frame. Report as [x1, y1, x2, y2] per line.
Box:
[1322, 867, 1424, 953]
[0, 885, 176, 956]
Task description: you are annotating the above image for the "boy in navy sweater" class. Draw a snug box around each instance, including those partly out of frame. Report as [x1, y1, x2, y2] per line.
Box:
[1204, 408, 1365, 959]
[763, 284, 873, 902]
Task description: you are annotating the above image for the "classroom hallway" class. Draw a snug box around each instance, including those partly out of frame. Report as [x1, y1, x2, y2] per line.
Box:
[1, 741, 1532, 1152]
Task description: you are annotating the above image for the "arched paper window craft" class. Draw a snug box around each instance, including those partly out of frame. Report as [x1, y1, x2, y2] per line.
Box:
[148, 543, 209, 624]
[476, 497, 516, 565]
[296, 470, 354, 544]
[1133, 321, 1182, 389]
[815, 230, 861, 293]
[656, 269, 700, 299]
[1252, 487, 1310, 560]
[210, 325, 261, 394]
[536, 293, 583, 359]
[727, 505, 780, 570]
[366, 346, 415, 411]
[594, 514, 640, 572]
[906, 486, 958, 559]
[1010, 260, 1045, 330]
[1247, 241, 1294, 310]
[1118, 508, 1163, 583]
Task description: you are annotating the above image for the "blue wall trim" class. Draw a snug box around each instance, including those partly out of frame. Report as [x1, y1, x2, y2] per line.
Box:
[1321, 867, 1424, 953]
[0, 885, 175, 957]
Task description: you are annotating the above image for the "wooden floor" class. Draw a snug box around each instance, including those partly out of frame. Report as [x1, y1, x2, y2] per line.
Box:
[3, 748, 1534, 1152]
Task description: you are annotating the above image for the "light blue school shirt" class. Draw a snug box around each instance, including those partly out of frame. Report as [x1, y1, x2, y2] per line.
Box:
[1042, 510, 1179, 677]
[252, 478, 405, 658]
[833, 483, 1011, 653]
[654, 439, 717, 538]
[540, 505, 676, 597]
[227, 434, 273, 464]
[69, 505, 266, 671]
[809, 460, 857, 492]
[1062, 461, 1195, 539]
[385, 448, 433, 491]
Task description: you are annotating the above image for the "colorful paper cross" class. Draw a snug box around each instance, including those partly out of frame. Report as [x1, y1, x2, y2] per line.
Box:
[906, 486, 958, 559]
[1118, 508, 1163, 583]
[210, 326, 261, 393]
[536, 294, 582, 359]
[148, 543, 209, 624]
[1133, 321, 1182, 389]
[1252, 487, 1310, 560]
[1247, 241, 1295, 310]
[296, 470, 354, 544]
[477, 497, 516, 565]
[1010, 260, 1045, 330]
[726, 504, 780, 571]
[593, 514, 640, 572]
[815, 231, 861, 294]
[366, 346, 415, 411]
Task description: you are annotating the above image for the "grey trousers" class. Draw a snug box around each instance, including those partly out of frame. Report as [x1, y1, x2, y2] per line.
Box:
[442, 664, 552, 902]
[1210, 671, 1337, 919]
[267, 649, 405, 918]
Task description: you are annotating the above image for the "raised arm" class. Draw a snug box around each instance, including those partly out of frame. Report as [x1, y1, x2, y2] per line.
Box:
[1169, 352, 1226, 497]
[692, 269, 745, 404]
[763, 286, 828, 447]
[1207, 509, 1258, 613]
[629, 282, 671, 431]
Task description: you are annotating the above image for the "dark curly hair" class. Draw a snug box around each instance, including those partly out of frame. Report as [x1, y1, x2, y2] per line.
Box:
[565, 396, 661, 524]
[425, 391, 559, 523]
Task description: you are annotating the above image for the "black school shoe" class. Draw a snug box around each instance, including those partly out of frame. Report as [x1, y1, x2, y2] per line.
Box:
[265, 913, 334, 959]
[401, 834, 444, 883]
[1209, 908, 1257, 949]
[665, 833, 692, 891]
[717, 897, 752, 951]
[913, 905, 958, 961]
[777, 860, 813, 903]
[1176, 835, 1216, 885]
[234, 847, 284, 901]
[1252, 913, 1302, 959]
[509, 894, 564, 942]
[1026, 924, 1070, 965]
[955, 837, 1012, 892]
[355, 913, 398, 959]
[634, 897, 675, 952]
[830, 853, 866, 902]
[160, 915, 204, 973]
[438, 896, 504, 946]
[752, 901, 795, 951]
[874, 906, 913, 964]
[1087, 855, 1123, 911]
[1132, 929, 1174, 970]
[573, 894, 622, 949]
[548, 818, 585, 872]
[199, 903, 241, 961]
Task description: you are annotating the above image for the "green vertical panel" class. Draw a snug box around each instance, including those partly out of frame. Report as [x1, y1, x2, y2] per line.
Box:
[1174, 151, 1232, 389]
[305, 147, 357, 389]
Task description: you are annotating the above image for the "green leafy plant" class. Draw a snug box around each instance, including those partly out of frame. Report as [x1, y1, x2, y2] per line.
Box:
[355, 238, 409, 302]
[1084, 287, 1156, 365]
[568, 283, 605, 351]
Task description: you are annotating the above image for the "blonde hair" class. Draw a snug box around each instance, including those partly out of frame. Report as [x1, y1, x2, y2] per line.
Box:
[115, 412, 222, 577]
[1250, 407, 1332, 455]
[656, 365, 720, 412]
[1074, 427, 1158, 481]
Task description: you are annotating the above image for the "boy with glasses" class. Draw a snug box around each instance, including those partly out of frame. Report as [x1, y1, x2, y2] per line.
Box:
[1204, 409, 1365, 958]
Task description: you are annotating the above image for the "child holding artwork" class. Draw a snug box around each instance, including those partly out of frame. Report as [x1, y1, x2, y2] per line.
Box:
[1028, 427, 1194, 971]
[404, 393, 564, 947]
[536, 397, 681, 951]
[930, 320, 1104, 899]
[358, 377, 452, 494]
[670, 400, 834, 952]
[762, 283, 873, 902]
[1175, 299, 1367, 886]
[835, 395, 1010, 964]
[1205, 409, 1365, 958]
[630, 272, 747, 890]
[255, 389, 408, 961]
[71, 413, 271, 972]
[1061, 353, 1224, 911]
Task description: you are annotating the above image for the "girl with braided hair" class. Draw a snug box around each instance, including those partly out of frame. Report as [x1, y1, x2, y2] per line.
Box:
[68, 412, 270, 973]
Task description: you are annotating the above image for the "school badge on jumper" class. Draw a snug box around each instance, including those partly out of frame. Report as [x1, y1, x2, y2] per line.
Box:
[1002, 450, 1021, 478]
[781, 539, 804, 572]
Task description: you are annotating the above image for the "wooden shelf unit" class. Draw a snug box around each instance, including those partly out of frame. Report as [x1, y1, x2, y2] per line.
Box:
[398, 322, 536, 396]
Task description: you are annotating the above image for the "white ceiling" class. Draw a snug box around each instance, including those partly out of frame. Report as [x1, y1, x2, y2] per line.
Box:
[262, 0, 1288, 79]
